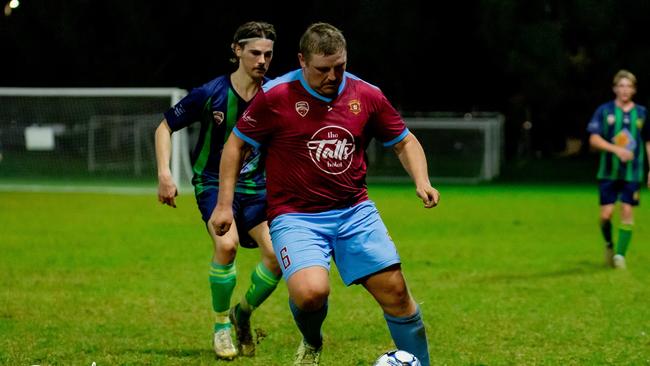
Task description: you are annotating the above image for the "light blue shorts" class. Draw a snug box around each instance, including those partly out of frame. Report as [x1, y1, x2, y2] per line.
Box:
[269, 200, 400, 286]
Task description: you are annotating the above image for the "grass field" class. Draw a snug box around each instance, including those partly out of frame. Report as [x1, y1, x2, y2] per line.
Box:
[1, 184, 649, 365]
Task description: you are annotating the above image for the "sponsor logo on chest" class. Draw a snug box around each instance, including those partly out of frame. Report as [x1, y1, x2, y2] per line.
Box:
[306, 126, 355, 175]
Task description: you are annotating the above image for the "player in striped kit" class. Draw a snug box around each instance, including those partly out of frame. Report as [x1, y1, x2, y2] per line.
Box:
[587, 69, 650, 269]
[154, 21, 281, 359]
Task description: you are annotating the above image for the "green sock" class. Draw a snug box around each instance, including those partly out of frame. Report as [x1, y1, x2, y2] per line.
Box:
[616, 223, 633, 256]
[209, 262, 236, 331]
[237, 262, 281, 322]
[213, 310, 231, 332]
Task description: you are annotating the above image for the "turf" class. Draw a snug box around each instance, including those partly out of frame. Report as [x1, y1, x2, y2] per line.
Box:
[1, 184, 649, 365]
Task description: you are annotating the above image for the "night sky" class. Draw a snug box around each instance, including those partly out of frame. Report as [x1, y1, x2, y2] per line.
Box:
[3, 0, 650, 157]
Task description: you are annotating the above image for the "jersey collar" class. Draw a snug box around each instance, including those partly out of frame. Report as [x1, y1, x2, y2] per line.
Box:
[298, 70, 347, 103]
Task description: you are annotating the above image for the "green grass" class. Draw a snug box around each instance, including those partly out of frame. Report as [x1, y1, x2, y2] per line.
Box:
[1, 184, 649, 365]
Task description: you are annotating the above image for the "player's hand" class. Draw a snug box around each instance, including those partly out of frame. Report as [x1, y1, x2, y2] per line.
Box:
[615, 147, 634, 162]
[209, 204, 234, 236]
[647, 172, 650, 188]
[416, 185, 440, 208]
[157, 172, 178, 208]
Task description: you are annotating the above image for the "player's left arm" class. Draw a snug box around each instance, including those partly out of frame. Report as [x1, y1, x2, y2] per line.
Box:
[392, 132, 440, 208]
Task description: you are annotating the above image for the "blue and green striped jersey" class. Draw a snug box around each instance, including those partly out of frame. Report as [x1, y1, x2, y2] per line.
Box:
[163, 75, 266, 195]
[586, 101, 650, 182]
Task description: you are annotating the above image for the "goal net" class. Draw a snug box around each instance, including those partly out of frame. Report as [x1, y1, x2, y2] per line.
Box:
[0, 88, 186, 191]
[0, 89, 502, 191]
[367, 113, 504, 183]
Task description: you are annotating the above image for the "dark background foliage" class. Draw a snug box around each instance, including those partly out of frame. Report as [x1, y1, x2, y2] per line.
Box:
[2, 0, 649, 163]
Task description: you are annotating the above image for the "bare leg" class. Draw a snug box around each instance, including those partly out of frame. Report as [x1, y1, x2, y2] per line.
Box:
[362, 266, 429, 366]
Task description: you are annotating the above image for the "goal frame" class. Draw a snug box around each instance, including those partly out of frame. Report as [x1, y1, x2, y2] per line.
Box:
[366, 114, 504, 183]
[0, 87, 187, 191]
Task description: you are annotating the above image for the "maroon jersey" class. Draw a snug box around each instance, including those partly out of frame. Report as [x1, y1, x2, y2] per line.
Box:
[233, 69, 408, 221]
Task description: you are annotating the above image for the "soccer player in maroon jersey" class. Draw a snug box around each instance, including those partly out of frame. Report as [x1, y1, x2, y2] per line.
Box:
[210, 22, 439, 366]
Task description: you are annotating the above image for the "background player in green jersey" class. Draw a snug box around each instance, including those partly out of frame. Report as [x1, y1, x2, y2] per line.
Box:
[154, 21, 281, 359]
[587, 69, 650, 269]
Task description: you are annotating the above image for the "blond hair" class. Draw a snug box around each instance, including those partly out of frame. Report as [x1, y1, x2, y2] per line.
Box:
[613, 69, 637, 87]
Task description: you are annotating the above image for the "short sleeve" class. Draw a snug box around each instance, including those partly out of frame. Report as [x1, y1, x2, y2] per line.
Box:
[163, 86, 208, 132]
[370, 92, 408, 147]
[234, 90, 275, 149]
[586, 105, 604, 136]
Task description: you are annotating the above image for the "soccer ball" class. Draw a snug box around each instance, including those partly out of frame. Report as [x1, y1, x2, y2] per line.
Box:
[373, 349, 421, 366]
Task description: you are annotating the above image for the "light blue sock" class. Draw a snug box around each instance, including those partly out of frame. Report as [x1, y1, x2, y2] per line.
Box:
[384, 306, 430, 366]
[289, 299, 327, 348]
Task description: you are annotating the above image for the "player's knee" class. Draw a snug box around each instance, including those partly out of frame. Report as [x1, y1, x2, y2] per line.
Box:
[294, 293, 328, 311]
[292, 286, 329, 311]
[388, 284, 411, 307]
[215, 238, 238, 257]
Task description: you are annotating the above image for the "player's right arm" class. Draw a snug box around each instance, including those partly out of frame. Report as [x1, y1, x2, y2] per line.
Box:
[586, 105, 633, 162]
[155, 84, 210, 208]
[155, 119, 178, 208]
[209, 133, 247, 236]
[589, 133, 633, 162]
[211, 90, 273, 235]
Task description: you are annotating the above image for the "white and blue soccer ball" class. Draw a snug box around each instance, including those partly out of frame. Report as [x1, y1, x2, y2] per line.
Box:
[373, 349, 421, 366]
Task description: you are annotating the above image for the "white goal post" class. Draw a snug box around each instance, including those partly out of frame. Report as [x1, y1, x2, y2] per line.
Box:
[0, 88, 187, 191]
[0, 88, 502, 190]
[174, 112, 505, 185]
[367, 113, 504, 183]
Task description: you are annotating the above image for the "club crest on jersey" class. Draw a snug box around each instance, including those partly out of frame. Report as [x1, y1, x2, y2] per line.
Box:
[212, 111, 225, 125]
[307, 126, 355, 175]
[607, 114, 615, 125]
[637, 118, 644, 128]
[348, 99, 362, 115]
[295, 101, 310, 117]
